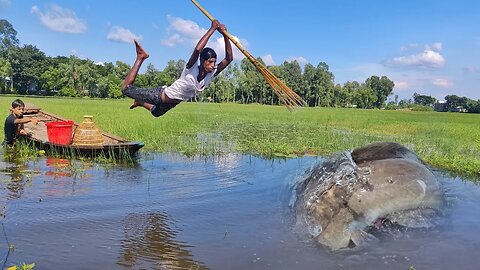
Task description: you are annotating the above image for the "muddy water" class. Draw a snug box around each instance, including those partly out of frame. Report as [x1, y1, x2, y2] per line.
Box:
[1, 152, 480, 270]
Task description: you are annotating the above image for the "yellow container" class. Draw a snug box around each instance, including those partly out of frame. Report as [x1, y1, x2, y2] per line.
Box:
[72, 115, 104, 146]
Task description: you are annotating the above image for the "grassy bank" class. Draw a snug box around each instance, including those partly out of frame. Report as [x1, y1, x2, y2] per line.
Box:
[1, 96, 479, 177]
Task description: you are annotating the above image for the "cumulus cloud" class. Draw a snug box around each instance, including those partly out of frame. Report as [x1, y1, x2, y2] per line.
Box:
[160, 33, 185, 47]
[160, 15, 205, 46]
[262, 54, 275, 66]
[386, 42, 445, 68]
[286, 56, 308, 65]
[31, 4, 87, 34]
[107, 26, 142, 43]
[431, 78, 452, 88]
[390, 50, 445, 68]
[166, 15, 205, 39]
[161, 15, 246, 61]
[210, 36, 245, 61]
[427, 42, 442, 51]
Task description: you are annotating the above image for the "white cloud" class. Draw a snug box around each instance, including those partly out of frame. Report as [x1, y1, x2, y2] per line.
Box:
[431, 78, 452, 88]
[389, 50, 445, 68]
[160, 15, 206, 47]
[168, 17, 205, 39]
[286, 56, 308, 65]
[427, 42, 442, 51]
[386, 42, 445, 68]
[31, 4, 87, 34]
[262, 54, 275, 66]
[107, 26, 142, 43]
[210, 36, 245, 61]
[160, 15, 247, 61]
[160, 33, 185, 47]
[394, 81, 409, 89]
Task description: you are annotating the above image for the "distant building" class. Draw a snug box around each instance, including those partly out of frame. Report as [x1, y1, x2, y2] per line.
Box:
[452, 106, 468, 113]
[434, 100, 447, 112]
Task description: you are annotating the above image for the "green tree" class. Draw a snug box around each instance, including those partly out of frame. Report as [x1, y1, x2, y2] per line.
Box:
[398, 99, 412, 109]
[206, 64, 238, 103]
[58, 57, 78, 93]
[75, 60, 97, 95]
[413, 92, 436, 106]
[301, 63, 316, 106]
[115, 61, 130, 80]
[97, 74, 122, 98]
[0, 19, 19, 52]
[238, 58, 264, 104]
[40, 66, 63, 94]
[315, 62, 335, 107]
[163, 59, 185, 85]
[342, 81, 361, 107]
[352, 87, 377, 109]
[281, 60, 302, 105]
[365, 75, 394, 108]
[445, 95, 465, 111]
[333, 83, 351, 107]
[0, 57, 13, 93]
[6, 44, 49, 94]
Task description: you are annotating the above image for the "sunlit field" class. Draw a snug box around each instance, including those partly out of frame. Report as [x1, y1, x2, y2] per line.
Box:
[1, 96, 479, 177]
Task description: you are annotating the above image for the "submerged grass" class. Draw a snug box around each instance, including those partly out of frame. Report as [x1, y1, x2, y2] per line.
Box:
[1, 96, 479, 177]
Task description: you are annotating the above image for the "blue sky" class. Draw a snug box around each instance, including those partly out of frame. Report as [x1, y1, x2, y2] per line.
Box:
[1, 0, 479, 101]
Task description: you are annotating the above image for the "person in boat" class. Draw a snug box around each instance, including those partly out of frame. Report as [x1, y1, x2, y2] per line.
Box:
[121, 19, 233, 117]
[4, 99, 38, 146]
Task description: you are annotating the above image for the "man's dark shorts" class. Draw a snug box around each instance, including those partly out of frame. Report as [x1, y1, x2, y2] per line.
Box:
[122, 85, 177, 117]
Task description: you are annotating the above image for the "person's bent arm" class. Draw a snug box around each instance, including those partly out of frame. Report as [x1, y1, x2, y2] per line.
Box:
[214, 24, 233, 76]
[14, 118, 38, 125]
[186, 20, 220, 69]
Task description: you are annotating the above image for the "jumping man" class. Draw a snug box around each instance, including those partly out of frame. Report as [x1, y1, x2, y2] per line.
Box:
[122, 19, 233, 117]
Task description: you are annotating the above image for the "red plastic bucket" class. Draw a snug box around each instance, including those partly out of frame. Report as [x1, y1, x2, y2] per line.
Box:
[45, 121, 74, 145]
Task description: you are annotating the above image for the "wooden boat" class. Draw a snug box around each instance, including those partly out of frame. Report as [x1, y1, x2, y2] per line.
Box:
[22, 105, 144, 158]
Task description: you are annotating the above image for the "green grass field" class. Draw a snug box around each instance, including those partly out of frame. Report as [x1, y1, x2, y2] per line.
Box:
[1, 96, 479, 177]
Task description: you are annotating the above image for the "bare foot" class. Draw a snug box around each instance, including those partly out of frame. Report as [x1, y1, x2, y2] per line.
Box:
[134, 39, 149, 60]
[129, 100, 141, 109]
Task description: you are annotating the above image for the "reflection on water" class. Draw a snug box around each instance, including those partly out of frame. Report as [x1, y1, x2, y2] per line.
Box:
[1, 157, 38, 200]
[118, 211, 207, 269]
[1, 148, 480, 270]
[45, 157, 73, 178]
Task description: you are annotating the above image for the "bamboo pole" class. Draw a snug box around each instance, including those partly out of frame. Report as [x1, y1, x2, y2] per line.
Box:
[191, 0, 306, 110]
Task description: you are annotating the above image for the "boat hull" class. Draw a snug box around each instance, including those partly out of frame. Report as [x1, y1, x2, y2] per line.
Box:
[22, 107, 144, 158]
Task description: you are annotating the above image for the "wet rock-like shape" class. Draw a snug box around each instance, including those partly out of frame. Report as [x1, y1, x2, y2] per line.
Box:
[295, 142, 443, 251]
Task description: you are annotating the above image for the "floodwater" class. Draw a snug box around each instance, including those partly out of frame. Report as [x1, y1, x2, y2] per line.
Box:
[1, 151, 480, 270]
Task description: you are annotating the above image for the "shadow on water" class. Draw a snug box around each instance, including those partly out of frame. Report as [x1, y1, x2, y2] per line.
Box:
[0, 148, 480, 269]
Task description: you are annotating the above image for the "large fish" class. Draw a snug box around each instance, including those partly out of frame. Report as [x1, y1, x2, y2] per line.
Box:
[294, 142, 443, 251]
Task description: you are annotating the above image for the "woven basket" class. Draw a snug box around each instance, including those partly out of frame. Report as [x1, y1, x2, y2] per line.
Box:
[72, 115, 104, 146]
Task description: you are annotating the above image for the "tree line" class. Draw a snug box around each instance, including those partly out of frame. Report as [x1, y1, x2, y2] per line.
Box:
[1, 19, 478, 112]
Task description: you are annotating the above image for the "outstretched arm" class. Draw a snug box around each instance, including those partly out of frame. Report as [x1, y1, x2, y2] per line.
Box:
[214, 23, 233, 76]
[14, 117, 38, 125]
[186, 20, 220, 69]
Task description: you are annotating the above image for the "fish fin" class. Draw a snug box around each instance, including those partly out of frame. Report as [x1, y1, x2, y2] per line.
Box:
[350, 229, 378, 247]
